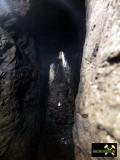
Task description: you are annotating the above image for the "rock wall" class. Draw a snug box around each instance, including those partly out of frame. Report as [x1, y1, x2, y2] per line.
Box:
[74, 0, 120, 159]
[0, 18, 42, 160]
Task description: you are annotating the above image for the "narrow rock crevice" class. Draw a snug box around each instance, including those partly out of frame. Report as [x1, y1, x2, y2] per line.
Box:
[0, 1, 86, 160]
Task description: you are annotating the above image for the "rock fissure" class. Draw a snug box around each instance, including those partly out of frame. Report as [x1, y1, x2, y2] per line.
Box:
[0, 1, 86, 160]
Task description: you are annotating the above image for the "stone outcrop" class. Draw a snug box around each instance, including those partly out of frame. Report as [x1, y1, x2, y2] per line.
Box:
[74, 0, 120, 159]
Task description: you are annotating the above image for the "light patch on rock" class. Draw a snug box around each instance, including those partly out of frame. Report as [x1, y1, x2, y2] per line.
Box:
[58, 51, 67, 68]
[0, 0, 10, 17]
[58, 101, 62, 107]
[49, 63, 55, 83]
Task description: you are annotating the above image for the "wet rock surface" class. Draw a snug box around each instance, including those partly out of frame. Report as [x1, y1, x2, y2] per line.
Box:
[0, 0, 85, 160]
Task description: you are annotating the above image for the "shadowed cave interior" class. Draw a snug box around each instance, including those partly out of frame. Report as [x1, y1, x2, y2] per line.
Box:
[0, 0, 86, 160]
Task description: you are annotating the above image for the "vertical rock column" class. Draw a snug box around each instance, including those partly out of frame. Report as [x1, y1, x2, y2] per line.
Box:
[74, 0, 120, 159]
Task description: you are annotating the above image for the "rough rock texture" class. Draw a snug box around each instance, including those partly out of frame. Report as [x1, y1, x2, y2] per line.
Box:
[74, 0, 120, 160]
[0, 25, 42, 160]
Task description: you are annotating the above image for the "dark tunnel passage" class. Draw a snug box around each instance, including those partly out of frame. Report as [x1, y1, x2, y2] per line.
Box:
[0, 0, 86, 160]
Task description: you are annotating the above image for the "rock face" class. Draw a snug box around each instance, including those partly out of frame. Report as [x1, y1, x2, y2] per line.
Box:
[74, 0, 120, 160]
[0, 22, 42, 160]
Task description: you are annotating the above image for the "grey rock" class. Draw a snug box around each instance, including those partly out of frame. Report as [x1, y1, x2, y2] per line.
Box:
[74, 0, 120, 159]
